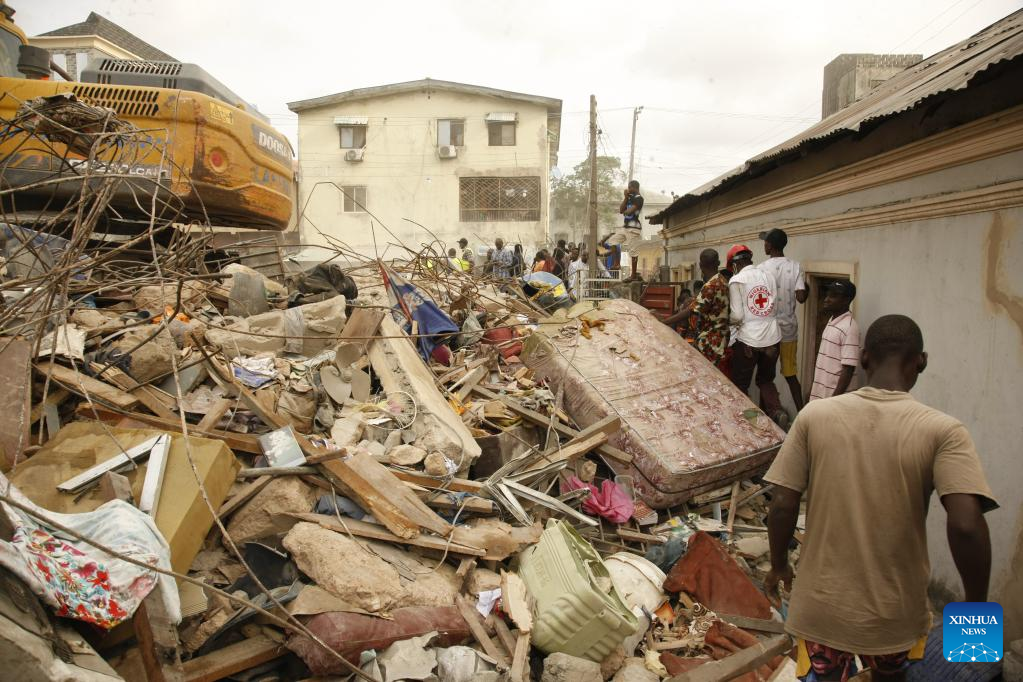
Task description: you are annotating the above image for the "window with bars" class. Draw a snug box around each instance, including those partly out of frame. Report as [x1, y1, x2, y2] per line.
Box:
[341, 185, 367, 213]
[459, 177, 541, 222]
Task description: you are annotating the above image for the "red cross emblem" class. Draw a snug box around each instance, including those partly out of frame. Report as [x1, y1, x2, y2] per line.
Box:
[747, 285, 774, 317]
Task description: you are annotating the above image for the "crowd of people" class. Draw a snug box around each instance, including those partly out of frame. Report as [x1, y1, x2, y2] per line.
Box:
[663, 228, 859, 427]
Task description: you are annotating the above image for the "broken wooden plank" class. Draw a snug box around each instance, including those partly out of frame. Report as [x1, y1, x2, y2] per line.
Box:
[501, 571, 533, 634]
[218, 476, 272, 519]
[668, 634, 791, 682]
[1, 338, 32, 469]
[527, 432, 608, 472]
[29, 387, 70, 424]
[453, 365, 488, 401]
[510, 631, 531, 682]
[390, 469, 484, 494]
[40, 361, 139, 411]
[491, 616, 517, 658]
[320, 451, 452, 539]
[725, 481, 741, 533]
[615, 527, 667, 545]
[456, 558, 476, 594]
[715, 613, 787, 635]
[73, 404, 262, 454]
[473, 386, 632, 464]
[285, 512, 485, 557]
[90, 362, 177, 420]
[181, 635, 285, 682]
[196, 397, 234, 432]
[133, 584, 184, 682]
[456, 594, 509, 667]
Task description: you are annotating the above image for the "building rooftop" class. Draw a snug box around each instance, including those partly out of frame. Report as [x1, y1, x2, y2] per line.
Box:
[651, 9, 1023, 224]
[287, 78, 562, 114]
[39, 11, 176, 62]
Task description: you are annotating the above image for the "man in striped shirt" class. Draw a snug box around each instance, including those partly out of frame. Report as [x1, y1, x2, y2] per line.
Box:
[809, 281, 859, 401]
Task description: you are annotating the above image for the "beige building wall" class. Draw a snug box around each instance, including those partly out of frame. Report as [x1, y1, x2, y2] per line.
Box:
[295, 89, 555, 264]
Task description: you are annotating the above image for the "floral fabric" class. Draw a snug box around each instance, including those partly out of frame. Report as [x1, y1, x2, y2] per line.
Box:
[690, 272, 730, 366]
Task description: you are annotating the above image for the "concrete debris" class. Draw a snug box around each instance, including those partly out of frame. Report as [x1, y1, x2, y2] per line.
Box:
[542, 652, 603, 682]
[0, 99, 802, 682]
[612, 657, 660, 682]
[226, 477, 318, 545]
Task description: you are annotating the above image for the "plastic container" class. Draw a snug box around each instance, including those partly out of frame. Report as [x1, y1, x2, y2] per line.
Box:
[605, 553, 667, 655]
[605, 552, 667, 614]
[517, 520, 637, 662]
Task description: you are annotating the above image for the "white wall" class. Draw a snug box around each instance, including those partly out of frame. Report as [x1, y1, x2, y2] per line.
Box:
[295, 89, 553, 264]
[667, 149, 1023, 637]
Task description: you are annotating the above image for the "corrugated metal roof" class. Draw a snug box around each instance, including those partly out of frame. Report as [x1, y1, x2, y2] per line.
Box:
[651, 9, 1023, 224]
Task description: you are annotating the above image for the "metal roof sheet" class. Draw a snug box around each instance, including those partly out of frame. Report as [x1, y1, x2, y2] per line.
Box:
[651, 9, 1023, 224]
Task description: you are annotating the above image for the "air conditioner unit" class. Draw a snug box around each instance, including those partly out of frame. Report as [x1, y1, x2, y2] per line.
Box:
[344, 149, 365, 162]
[437, 145, 458, 159]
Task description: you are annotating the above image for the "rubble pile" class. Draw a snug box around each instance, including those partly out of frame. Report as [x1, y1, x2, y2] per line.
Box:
[0, 104, 797, 681]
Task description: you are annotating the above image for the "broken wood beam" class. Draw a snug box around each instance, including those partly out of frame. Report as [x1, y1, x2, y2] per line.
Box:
[73, 404, 261, 454]
[667, 634, 791, 682]
[615, 527, 667, 545]
[527, 431, 608, 472]
[453, 365, 488, 401]
[319, 452, 452, 539]
[89, 362, 177, 420]
[472, 386, 631, 463]
[196, 397, 234, 432]
[510, 631, 531, 682]
[456, 594, 509, 667]
[285, 512, 485, 557]
[40, 362, 139, 411]
[217, 476, 272, 519]
[181, 635, 285, 682]
[390, 469, 484, 494]
[715, 613, 787, 634]
[133, 584, 184, 682]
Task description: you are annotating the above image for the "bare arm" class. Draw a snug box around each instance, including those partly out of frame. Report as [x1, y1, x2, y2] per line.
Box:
[833, 365, 855, 396]
[663, 307, 693, 326]
[619, 195, 629, 214]
[942, 493, 991, 602]
[765, 485, 802, 601]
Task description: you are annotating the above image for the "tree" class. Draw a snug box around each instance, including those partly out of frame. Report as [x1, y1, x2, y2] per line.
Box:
[550, 156, 625, 243]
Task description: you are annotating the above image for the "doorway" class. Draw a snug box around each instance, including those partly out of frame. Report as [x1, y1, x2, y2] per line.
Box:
[798, 262, 858, 392]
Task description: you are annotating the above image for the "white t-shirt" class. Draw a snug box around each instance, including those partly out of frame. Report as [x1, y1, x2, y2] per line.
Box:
[757, 256, 805, 342]
[728, 266, 781, 348]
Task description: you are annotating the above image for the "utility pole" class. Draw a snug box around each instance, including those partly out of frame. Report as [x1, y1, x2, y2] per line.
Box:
[627, 105, 643, 182]
[587, 95, 598, 281]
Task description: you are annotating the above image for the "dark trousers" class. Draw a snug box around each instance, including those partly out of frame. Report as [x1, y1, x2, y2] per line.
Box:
[730, 341, 782, 416]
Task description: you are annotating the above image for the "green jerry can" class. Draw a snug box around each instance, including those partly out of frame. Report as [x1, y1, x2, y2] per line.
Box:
[517, 519, 638, 661]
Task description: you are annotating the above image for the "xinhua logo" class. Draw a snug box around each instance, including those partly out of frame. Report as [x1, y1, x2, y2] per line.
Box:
[942, 602, 1003, 662]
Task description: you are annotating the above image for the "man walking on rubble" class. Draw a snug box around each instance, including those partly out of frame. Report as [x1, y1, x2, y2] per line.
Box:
[758, 229, 807, 410]
[727, 244, 786, 424]
[808, 280, 860, 401]
[488, 237, 514, 279]
[663, 249, 731, 372]
[765, 314, 995, 681]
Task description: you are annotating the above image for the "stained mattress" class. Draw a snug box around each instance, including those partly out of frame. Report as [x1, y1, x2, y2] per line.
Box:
[521, 298, 785, 508]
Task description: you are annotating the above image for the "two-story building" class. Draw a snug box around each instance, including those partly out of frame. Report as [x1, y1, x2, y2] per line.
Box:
[287, 79, 561, 262]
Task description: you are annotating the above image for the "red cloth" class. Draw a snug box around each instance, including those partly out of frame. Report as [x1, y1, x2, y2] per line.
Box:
[562, 476, 634, 524]
[662, 531, 774, 620]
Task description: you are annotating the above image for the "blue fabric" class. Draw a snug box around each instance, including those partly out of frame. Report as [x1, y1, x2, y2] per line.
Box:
[381, 265, 459, 361]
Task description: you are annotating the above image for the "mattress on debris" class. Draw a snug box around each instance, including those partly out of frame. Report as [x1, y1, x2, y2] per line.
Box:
[522, 298, 785, 508]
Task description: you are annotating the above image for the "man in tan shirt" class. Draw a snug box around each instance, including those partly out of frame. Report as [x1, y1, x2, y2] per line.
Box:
[764, 314, 995, 680]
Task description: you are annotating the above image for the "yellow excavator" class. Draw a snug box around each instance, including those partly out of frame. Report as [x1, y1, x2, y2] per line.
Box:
[0, 3, 294, 231]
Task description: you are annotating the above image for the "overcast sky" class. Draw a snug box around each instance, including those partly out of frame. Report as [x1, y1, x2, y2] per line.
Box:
[18, 0, 1022, 197]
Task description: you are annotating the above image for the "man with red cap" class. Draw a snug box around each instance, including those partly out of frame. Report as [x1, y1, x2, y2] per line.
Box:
[726, 244, 785, 425]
